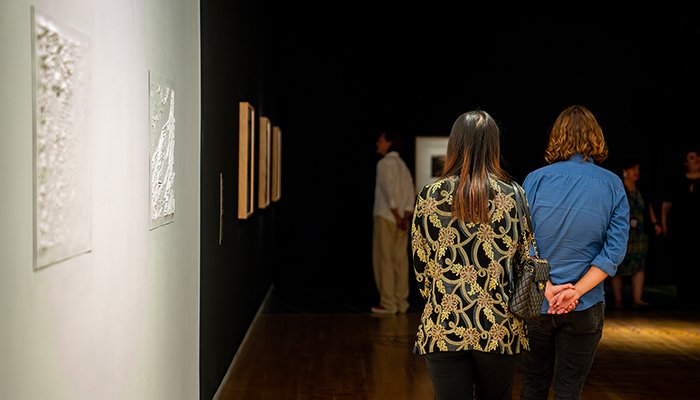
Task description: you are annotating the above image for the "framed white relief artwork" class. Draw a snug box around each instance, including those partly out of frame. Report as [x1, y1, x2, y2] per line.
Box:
[415, 136, 449, 193]
[32, 7, 92, 270]
[148, 71, 176, 229]
[258, 117, 271, 209]
[238, 102, 255, 219]
[271, 126, 281, 202]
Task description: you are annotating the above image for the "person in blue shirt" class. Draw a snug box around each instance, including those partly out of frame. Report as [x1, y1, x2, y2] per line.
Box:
[519, 105, 630, 400]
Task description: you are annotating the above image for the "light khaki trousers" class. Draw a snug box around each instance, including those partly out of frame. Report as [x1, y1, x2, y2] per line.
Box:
[372, 216, 410, 313]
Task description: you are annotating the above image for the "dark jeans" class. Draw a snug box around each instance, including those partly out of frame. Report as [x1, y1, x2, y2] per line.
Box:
[520, 302, 605, 400]
[424, 351, 520, 400]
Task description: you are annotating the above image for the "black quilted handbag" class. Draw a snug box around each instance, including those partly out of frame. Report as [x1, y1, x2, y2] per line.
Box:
[509, 183, 550, 320]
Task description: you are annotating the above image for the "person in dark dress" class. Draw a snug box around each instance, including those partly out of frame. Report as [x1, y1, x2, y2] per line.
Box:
[611, 160, 661, 309]
[661, 148, 700, 308]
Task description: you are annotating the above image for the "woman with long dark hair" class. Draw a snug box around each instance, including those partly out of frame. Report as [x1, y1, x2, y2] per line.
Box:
[411, 111, 571, 400]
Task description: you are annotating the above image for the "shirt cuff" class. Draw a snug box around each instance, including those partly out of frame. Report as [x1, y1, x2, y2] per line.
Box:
[590, 255, 617, 277]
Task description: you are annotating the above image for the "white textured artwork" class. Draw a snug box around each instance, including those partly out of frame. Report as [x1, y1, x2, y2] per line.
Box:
[32, 8, 92, 270]
[149, 71, 176, 229]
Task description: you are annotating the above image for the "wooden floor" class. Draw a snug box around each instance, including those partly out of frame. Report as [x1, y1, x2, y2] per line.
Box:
[217, 287, 700, 400]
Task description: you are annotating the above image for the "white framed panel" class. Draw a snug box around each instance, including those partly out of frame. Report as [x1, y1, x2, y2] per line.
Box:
[415, 136, 449, 193]
[32, 7, 92, 270]
[148, 71, 176, 229]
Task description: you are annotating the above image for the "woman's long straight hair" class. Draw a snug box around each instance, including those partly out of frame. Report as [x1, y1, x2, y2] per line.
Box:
[441, 111, 509, 224]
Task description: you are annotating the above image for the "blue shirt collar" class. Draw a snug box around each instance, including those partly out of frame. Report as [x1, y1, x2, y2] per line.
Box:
[569, 154, 592, 163]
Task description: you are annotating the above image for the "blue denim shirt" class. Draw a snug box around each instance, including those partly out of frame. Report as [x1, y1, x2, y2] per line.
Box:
[523, 154, 630, 312]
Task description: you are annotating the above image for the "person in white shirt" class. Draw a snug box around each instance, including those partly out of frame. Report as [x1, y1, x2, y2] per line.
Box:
[372, 131, 416, 314]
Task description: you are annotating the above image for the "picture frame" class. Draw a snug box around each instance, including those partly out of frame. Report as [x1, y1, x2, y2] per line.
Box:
[32, 7, 92, 270]
[415, 136, 449, 193]
[258, 116, 271, 209]
[271, 126, 282, 202]
[219, 172, 224, 244]
[148, 71, 176, 230]
[238, 102, 255, 219]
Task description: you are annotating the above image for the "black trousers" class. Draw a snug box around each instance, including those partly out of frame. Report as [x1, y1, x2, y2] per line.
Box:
[519, 302, 605, 400]
[423, 351, 520, 400]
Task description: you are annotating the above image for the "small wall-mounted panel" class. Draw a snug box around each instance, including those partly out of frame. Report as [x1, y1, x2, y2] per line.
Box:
[271, 126, 282, 202]
[238, 102, 255, 219]
[415, 136, 449, 193]
[32, 7, 92, 269]
[258, 117, 271, 209]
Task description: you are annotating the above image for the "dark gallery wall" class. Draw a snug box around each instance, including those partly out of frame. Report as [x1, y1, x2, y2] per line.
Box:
[275, 9, 700, 297]
[199, 4, 700, 399]
[200, 0, 282, 399]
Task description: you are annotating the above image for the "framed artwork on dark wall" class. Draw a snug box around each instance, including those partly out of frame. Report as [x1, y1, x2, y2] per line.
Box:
[219, 173, 224, 244]
[258, 116, 271, 209]
[415, 136, 449, 193]
[238, 102, 255, 219]
[271, 126, 282, 202]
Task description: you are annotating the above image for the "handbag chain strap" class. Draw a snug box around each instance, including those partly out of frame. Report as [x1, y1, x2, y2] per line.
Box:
[511, 182, 540, 258]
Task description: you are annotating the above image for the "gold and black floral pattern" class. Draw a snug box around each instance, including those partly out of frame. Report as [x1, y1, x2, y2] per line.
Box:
[412, 175, 529, 355]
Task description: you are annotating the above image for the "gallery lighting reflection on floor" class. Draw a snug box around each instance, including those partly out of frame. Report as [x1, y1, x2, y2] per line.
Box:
[216, 284, 700, 400]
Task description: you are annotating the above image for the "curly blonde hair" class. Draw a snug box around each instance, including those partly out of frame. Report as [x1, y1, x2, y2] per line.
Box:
[545, 105, 608, 164]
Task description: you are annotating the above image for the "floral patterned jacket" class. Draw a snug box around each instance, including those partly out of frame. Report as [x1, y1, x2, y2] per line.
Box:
[411, 175, 529, 355]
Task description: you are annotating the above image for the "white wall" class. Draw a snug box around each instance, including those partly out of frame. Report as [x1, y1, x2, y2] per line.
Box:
[0, 0, 201, 399]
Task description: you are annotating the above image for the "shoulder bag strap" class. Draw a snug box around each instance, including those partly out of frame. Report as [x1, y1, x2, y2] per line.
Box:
[511, 182, 540, 258]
